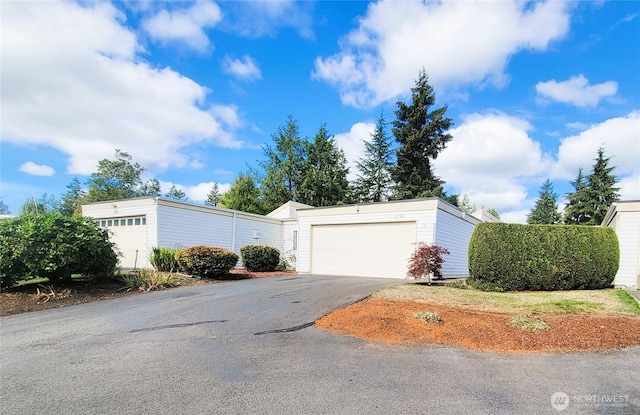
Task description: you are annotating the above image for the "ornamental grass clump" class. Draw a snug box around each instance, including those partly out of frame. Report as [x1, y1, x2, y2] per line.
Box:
[413, 310, 442, 324]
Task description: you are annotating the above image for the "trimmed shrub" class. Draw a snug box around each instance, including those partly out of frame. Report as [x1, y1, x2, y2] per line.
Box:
[240, 245, 280, 272]
[407, 243, 449, 280]
[175, 245, 238, 278]
[149, 247, 180, 272]
[0, 213, 118, 288]
[468, 223, 619, 291]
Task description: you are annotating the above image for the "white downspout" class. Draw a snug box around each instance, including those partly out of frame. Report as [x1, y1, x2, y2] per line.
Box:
[231, 212, 237, 253]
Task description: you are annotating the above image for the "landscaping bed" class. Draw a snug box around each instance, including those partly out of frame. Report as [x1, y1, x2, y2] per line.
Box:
[0, 269, 296, 316]
[315, 285, 640, 353]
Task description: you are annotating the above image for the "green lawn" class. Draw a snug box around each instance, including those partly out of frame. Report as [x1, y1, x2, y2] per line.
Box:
[375, 284, 640, 315]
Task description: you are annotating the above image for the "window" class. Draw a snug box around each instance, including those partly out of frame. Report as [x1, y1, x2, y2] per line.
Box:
[293, 230, 298, 250]
[121, 219, 126, 226]
[101, 220, 106, 227]
[107, 220, 113, 226]
[135, 218, 141, 225]
[127, 218, 133, 226]
[113, 220, 119, 226]
[142, 218, 146, 225]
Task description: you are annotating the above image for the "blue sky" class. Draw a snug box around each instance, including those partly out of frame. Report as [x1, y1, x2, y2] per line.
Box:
[1, 0, 639, 223]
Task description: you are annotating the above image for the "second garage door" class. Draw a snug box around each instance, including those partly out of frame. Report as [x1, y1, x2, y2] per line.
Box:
[310, 221, 417, 278]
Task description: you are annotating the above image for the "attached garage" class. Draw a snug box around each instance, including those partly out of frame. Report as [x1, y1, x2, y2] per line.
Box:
[297, 198, 482, 279]
[311, 221, 417, 278]
[603, 201, 640, 290]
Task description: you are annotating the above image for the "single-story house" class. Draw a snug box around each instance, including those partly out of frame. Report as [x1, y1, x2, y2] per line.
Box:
[603, 200, 640, 290]
[82, 197, 493, 279]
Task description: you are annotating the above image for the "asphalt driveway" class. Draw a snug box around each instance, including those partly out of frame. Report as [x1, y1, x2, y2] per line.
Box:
[1, 275, 638, 414]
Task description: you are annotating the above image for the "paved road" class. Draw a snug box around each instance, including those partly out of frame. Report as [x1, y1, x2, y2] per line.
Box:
[1, 275, 638, 414]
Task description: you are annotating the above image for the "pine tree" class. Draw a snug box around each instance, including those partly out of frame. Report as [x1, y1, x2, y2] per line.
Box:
[585, 147, 619, 225]
[353, 113, 394, 202]
[563, 168, 589, 224]
[165, 185, 188, 201]
[391, 69, 453, 200]
[459, 194, 476, 213]
[58, 177, 85, 216]
[219, 173, 266, 215]
[527, 179, 561, 224]
[299, 124, 349, 206]
[260, 116, 307, 212]
[564, 148, 619, 225]
[205, 184, 221, 207]
[0, 198, 10, 215]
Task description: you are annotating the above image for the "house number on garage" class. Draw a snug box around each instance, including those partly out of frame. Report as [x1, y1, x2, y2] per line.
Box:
[394, 214, 405, 219]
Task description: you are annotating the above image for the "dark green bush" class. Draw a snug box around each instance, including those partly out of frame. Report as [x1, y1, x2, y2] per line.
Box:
[0, 213, 119, 289]
[175, 245, 238, 278]
[240, 245, 280, 272]
[468, 223, 619, 291]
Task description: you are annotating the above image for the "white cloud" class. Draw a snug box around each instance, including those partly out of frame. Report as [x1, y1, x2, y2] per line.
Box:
[1, 1, 242, 176]
[536, 74, 618, 107]
[334, 122, 375, 180]
[159, 181, 231, 201]
[500, 210, 530, 225]
[142, 1, 222, 53]
[222, 55, 262, 81]
[552, 111, 640, 179]
[18, 162, 55, 176]
[314, 0, 571, 108]
[618, 173, 640, 200]
[221, 0, 314, 39]
[433, 112, 551, 211]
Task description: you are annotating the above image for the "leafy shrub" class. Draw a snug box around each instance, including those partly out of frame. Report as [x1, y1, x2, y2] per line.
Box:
[407, 243, 450, 280]
[121, 269, 183, 292]
[509, 315, 549, 332]
[240, 245, 280, 272]
[175, 245, 238, 278]
[0, 213, 118, 289]
[413, 310, 442, 324]
[149, 247, 180, 272]
[468, 223, 619, 291]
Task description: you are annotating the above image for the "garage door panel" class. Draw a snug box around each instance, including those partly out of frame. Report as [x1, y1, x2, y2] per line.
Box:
[311, 222, 416, 278]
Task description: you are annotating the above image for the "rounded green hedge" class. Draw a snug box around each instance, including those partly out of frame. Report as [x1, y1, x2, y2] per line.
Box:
[468, 223, 619, 291]
[240, 245, 280, 272]
[175, 246, 238, 278]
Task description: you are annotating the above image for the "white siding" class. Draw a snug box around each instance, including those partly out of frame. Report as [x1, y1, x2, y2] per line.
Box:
[157, 204, 233, 249]
[434, 209, 478, 277]
[297, 209, 436, 274]
[82, 199, 158, 269]
[613, 211, 640, 289]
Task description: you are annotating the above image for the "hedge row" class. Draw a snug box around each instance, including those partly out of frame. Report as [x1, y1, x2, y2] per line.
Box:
[468, 223, 619, 291]
[240, 245, 280, 272]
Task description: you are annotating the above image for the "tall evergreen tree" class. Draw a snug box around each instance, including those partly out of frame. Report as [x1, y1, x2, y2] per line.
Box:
[260, 116, 307, 212]
[527, 179, 561, 224]
[563, 168, 589, 224]
[391, 69, 453, 200]
[165, 185, 188, 201]
[458, 194, 476, 213]
[205, 183, 221, 207]
[58, 177, 85, 216]
[219, 173, 266, 215]
[585, 147, 620, 225]
[564, 148, 619, 225]
[353, 113, 394, 202]
[0, 198, 10, 215]
[299, 124, 350, 207]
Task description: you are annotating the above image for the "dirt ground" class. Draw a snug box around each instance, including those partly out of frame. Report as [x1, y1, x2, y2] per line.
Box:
[316, 298, 640, 353]
[0, 270, 295, 317]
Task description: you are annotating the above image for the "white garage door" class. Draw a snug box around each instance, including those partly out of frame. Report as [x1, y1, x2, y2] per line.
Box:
[311, 221, 417, 278]
[99, 216, 148, 269]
